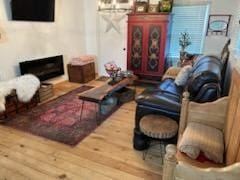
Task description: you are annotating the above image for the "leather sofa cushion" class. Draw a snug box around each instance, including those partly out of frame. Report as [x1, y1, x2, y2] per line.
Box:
[158, 78, 183, 97]
[136, 81, 183, 113]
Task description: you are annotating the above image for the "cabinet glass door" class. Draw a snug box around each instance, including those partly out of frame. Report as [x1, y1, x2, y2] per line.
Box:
[147, 25, 161, 72]
[144, 23, 166, 76]
[128, 25, 144, 73]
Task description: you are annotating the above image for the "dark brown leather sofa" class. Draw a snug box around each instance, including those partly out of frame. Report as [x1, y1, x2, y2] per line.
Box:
[133, 55, 226, 150]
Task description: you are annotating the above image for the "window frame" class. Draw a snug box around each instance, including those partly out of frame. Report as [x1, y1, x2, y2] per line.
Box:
[167, 3, 210, 59]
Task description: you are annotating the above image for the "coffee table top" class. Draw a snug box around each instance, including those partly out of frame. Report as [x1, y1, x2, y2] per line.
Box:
[78, 76, 137, 103]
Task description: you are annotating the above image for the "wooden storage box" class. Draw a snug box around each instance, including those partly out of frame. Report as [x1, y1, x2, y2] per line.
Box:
[67, 62, 95, 83]
[39, 83, 54, 102]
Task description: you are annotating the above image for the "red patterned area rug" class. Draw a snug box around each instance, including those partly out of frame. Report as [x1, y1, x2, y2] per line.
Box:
[2, 85, 110, 146]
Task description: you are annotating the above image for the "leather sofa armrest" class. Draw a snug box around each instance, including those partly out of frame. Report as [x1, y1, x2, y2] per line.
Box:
[162, 67, 182, 80]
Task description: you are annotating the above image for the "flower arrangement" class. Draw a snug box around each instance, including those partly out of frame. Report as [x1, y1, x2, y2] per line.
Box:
[179, 32, 191, 52]
[104, 61, 121, 80]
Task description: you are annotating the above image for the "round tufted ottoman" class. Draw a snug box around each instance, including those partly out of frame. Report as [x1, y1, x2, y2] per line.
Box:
[140, 115, 178, 139]
[140, 115, 178, 161]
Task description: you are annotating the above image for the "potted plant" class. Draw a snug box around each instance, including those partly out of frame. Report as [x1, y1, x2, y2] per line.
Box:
[179, 32, 191, 63]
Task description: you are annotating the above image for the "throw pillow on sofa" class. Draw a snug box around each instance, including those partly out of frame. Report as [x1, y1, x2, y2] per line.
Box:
[174, 65, 192, 86]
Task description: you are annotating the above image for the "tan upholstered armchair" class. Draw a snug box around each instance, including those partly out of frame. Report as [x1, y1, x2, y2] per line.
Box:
[162, 68, 240, 180]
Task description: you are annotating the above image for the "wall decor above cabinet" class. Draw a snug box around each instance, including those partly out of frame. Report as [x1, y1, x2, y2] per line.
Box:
[206, 14, 232, 36]
[133, 0, 173, 13]
[98, 0, 133, 13]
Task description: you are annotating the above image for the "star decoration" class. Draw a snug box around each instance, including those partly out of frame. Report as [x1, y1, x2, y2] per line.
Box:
[101, 13, 125, 34]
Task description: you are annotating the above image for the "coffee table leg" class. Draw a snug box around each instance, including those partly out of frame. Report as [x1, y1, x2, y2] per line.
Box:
[79, 100, 85, 121]
[95, 102, 102, 125]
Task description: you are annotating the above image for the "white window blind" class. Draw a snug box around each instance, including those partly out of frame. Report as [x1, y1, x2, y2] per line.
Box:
[168, 5, 209, 58]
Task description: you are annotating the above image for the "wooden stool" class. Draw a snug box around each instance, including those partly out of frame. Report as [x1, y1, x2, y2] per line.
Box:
[140, 115, 178, 161]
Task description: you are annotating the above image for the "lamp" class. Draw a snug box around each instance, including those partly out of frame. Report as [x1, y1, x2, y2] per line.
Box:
[98, 0, 134, 13]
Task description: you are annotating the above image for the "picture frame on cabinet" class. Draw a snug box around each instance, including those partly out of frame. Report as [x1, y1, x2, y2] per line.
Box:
[135, 2, 148, 13]
[159, 0, 173, 12]
[148, 4, 159, 13]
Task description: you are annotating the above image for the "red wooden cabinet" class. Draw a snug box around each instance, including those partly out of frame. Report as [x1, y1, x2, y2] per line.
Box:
[127, 13, 170, 79]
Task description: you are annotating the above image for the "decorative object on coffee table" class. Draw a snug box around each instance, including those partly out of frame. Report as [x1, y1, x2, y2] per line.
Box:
[104, 61, 121, 85]
[120, 70, 134, 78]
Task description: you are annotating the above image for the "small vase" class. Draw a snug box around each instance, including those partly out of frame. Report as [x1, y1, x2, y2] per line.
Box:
[180, 50, 186, 63]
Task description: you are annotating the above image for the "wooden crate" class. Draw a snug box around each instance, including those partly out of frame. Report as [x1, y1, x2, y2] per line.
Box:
[67, 62, 95, 83]
[0, 90, 39, 121]
[39, 83, 54, 102]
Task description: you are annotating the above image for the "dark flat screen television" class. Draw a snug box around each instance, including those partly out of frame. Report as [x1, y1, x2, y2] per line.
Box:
[19, 55, 64, 81]
[11, 0, 55, 22]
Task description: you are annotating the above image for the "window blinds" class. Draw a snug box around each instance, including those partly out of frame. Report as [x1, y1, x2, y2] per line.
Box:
[168, 5, 209, 58]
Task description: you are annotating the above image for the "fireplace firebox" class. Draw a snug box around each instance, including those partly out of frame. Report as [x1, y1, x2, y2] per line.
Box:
[19, 55, 64, 81]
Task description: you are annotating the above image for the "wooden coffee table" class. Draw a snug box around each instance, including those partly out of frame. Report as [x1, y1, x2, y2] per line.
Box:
[78, 76, 137, 123]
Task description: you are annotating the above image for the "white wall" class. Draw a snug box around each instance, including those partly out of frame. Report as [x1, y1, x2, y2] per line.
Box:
[83, 0, 99, 73]
[97, 12, 128, 75]
[0, 0, 86, 82]
[85, 0, 238, 75]
[84, 0, 128, 75]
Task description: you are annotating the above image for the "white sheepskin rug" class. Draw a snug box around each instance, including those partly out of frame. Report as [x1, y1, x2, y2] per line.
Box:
[0, 74, 40, 112]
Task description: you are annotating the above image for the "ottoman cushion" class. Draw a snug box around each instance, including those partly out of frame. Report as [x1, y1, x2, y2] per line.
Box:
[140, 115, 178, 139]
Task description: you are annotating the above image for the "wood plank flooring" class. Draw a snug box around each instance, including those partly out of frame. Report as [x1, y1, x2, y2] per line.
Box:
[0, 80, 162, 180]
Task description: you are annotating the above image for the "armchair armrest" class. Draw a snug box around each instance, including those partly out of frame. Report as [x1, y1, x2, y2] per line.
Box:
[176, 161, 240, 180]
[179, 92, 229, 135]
[163, 67, 182, 80]
[163, 145, 240, 180]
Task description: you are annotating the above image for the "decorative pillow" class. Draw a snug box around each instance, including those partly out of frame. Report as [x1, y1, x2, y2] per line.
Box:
[174, 65, 192, 86]
[178, 122, 224, 163]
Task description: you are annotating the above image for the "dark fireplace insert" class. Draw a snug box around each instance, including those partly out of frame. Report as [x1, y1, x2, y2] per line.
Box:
[19, 55, 64, 81]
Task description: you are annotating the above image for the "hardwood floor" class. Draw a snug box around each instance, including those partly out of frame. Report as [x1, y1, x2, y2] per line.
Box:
[0, 80, 163, 180]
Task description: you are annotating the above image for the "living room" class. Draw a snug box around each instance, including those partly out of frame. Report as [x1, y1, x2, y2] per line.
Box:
[0, 0, 240, 179]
